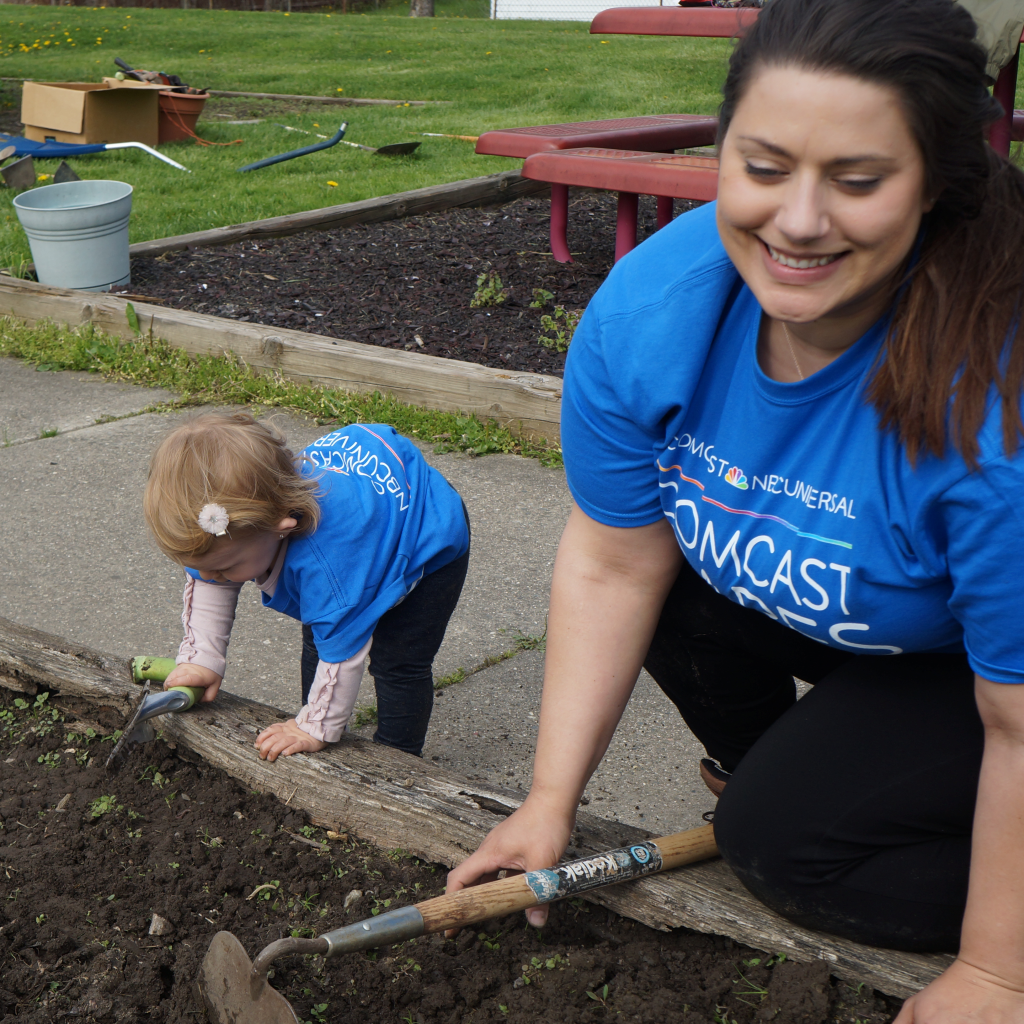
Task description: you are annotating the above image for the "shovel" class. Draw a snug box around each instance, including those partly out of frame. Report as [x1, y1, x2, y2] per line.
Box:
[197, 822, 719, 1023]
[338, 138, 420, 157]
[273, 123, 419, 156]
[105, 656, 203, 768]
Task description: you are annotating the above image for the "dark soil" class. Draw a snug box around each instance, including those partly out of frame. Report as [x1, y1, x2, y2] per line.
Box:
[0, 689, 899, 1024]
[130, 192, 700, 378]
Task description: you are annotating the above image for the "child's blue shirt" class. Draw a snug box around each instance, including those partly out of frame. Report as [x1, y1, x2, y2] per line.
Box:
[562, 202, 1024, 682]
[187, 424, 468, 662]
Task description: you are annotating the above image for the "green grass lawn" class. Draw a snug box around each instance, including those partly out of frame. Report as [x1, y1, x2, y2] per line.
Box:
[0, 1, 733, 264]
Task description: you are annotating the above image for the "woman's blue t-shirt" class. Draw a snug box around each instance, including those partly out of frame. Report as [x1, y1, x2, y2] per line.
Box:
[562, 202, 1024, 683]
[187, 424, 469, 663]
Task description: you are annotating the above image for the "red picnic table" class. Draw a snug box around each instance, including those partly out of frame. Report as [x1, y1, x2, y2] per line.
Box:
[591, 7, 1023, 156]
[511, 7, 1024, 263]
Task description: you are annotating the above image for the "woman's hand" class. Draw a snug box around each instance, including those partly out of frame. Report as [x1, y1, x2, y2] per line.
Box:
[255, 719, 327, 761]
[894, 958, 1024, 1023]
[164, 663, 222, 703]
[447, 795, 574, 927]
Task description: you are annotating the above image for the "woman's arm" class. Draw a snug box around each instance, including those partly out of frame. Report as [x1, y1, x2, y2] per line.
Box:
[446, 503, 683, 924]
[895, 675, 1024, 1023]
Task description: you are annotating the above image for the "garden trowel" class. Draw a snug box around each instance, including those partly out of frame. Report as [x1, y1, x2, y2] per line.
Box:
[105, 656, 203, 768]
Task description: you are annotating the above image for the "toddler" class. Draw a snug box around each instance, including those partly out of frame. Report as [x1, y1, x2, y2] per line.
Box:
[143, 411, 470, 761]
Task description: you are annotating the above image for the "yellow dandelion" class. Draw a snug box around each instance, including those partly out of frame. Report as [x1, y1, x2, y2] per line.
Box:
[326, 180, 338, 187]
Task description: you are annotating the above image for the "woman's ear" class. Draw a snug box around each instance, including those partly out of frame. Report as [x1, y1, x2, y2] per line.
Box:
[274, 516, 300, 536]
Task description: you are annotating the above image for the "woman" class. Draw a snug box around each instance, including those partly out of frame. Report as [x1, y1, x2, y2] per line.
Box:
[449, 0, 1024, 1019]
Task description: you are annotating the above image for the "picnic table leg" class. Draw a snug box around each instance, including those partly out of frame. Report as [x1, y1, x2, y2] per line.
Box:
[991, 44, 1020, 158]
[656, 195, 674, 231]
[615, 191, 639, 262]
[549, 182, 573, 263]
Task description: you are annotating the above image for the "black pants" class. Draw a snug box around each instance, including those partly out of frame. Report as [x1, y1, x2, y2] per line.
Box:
[301, 541, 469, 757]
[644, 561, 981, 952]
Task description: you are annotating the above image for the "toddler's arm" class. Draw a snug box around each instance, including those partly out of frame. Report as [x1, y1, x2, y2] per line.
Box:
[254, 640, 370, 762]
[172, 576, 242, 702]
[295, 638, 372, 742]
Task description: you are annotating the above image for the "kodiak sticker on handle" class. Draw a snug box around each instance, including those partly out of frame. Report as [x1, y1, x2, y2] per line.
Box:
[523, 842, 663, 904]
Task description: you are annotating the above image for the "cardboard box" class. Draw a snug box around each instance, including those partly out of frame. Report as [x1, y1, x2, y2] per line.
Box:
[21, 82, 159, 148]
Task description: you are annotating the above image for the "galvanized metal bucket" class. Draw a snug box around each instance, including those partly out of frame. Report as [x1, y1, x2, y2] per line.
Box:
[13, 179, 133, 291]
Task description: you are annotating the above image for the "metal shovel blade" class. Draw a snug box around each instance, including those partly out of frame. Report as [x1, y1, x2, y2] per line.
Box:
[197, 932, 299, 1024]
[374, 141, 420, 156]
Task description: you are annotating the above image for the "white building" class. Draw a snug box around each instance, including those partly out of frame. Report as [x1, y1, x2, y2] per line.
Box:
[491, 0, 666, 23]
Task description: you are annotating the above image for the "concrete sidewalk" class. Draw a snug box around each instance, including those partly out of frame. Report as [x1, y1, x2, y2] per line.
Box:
[0, 356, 714, 835]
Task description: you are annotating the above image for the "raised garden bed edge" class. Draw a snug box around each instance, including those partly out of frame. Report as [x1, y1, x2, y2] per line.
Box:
[0, 615, 954, 1000]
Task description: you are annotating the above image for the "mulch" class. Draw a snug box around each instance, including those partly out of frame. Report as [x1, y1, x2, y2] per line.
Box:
[129, 192, 701, 378]
[0, 690, 900, 1024]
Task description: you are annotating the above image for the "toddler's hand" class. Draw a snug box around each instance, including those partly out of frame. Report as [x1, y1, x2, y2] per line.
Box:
[255, 719, 327, 762]
[164, 663, 222, 703]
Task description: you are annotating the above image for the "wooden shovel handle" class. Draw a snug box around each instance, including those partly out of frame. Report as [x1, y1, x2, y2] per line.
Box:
[417, 823, 718, 934]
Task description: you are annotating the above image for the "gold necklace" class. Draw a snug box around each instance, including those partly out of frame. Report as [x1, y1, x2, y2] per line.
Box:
[781, 321, 805, 381]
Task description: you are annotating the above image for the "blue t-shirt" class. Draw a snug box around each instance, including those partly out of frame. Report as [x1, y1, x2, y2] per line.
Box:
[562, 202, 1024, 683]
[188, 424, 468, 663]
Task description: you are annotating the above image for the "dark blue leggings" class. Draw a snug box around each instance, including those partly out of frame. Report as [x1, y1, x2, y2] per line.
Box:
[644, 559, 980, 953]
[301, 544, 469, 757]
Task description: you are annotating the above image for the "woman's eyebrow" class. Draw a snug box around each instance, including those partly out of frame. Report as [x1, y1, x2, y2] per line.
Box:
[737, 135, 895, 167]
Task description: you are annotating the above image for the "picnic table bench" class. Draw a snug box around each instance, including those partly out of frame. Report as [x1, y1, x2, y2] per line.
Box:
[475, 114, 719, 262]
[522, 149, 718, 262]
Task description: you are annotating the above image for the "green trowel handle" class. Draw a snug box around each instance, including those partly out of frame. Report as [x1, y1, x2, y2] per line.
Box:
[167, 685, 205, 709]
[132, 656, 178, 682]
[131, 657, 204, 708]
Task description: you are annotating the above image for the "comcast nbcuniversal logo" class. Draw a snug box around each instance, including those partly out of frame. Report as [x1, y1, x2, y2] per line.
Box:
[725, 466, 749, 489]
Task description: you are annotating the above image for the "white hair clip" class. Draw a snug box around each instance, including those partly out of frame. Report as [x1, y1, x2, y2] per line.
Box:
[197, 503, 230, 537]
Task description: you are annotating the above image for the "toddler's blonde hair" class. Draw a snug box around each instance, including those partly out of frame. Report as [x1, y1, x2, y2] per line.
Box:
[144, 410, 321, 564]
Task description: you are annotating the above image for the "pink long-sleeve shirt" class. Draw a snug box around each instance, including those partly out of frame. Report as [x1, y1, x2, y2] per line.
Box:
[176, 540, 368, 743]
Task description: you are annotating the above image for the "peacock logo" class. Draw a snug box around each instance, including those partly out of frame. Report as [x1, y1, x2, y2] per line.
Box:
[725, 466, 749, 490]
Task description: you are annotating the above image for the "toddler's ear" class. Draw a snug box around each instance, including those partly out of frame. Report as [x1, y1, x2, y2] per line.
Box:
[274, 516, 300, 535]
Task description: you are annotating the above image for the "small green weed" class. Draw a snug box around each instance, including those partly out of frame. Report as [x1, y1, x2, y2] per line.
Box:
[732, 971, 769, 1008]
[125, 302, 141, 336]
[478, 929, 501, 951]
[586, 983, 610, 1007]
[36, 751, 61, 770]
[470, 271, 509, 309]
[538, 306, 583, 353]
[197, 827, 223, 848]
[352, 704, 378, 728]
[529, 288, 554, 308]
[433, 667, 466, 692]
[39, 428, 59, 439]
[88, 795, 122, 819]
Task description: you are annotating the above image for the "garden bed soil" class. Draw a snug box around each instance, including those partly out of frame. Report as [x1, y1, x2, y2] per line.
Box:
[130, 192, 699, 378]
[0, 690, 900, 1024]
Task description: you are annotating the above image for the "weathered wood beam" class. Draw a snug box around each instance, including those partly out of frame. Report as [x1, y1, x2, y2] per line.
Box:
[0, 616, 951, 998]
[123, 170, 544, 258]
[205, 89, 450, 106]
[0, 276, 562, 443]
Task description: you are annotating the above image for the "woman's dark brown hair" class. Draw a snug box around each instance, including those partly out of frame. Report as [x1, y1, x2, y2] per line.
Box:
[719, 0, 1024, 467]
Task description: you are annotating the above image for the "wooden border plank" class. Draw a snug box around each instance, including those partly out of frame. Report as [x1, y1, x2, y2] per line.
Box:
[125, 170, 546, 258]
[0, 275, 563, 442]
[0, 615, 952, 998]
[205, 89, 449, 106]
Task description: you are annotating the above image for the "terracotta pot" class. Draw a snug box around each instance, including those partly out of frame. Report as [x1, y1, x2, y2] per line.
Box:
[158, 91, 209, 144]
